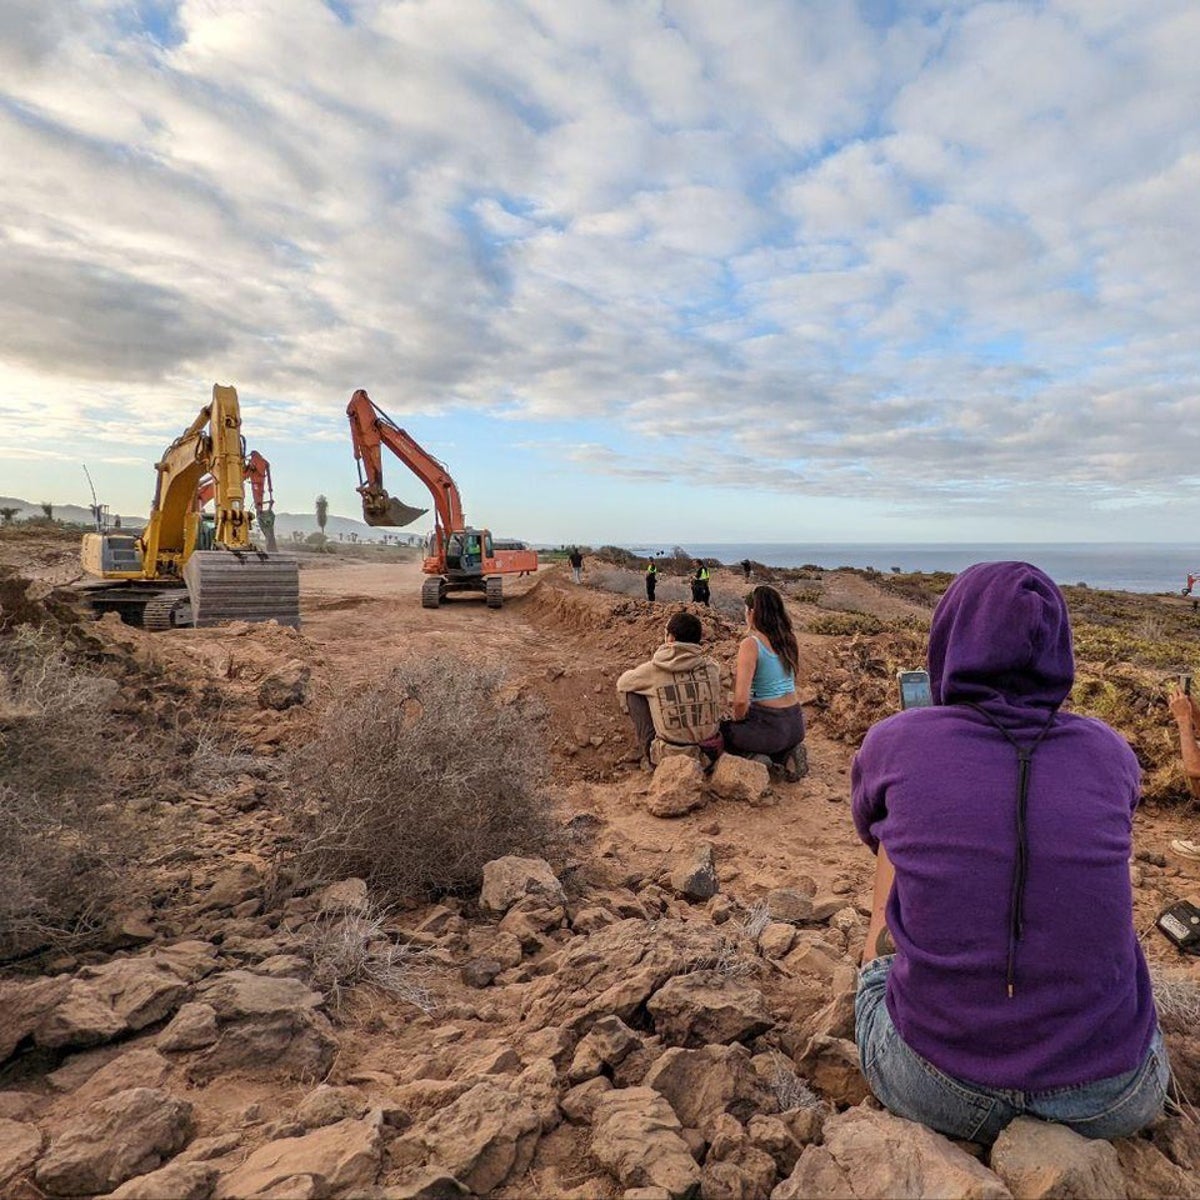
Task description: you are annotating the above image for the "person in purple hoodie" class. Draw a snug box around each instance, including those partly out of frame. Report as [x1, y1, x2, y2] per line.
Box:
[852, 561, 1167, 1144]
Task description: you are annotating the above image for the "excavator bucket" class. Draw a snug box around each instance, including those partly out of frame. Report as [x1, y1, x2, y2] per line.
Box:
[361, 491, 427, 528]
[183, 550, 301, 628]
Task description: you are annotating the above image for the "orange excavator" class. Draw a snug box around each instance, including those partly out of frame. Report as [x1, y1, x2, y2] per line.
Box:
[346, 389, 538, 608]
[198, 449, 277, 552]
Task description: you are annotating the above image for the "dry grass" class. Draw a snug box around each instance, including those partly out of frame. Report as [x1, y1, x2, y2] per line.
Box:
[303, 905, 436, 1015]
[285, 656, 556, 901]
[0, 625, 134, 960]
[769, 1051, 822, 1111]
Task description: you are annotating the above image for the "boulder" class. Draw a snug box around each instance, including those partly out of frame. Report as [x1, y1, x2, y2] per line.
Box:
[590, 1087, 702, 1198]
[670, 844, 719, 902]
[568, 1015, 644, 1083]
[794, 1036, 870, 1107]
[196, 969, 322, 1019]
[1115, 1136, 1200, 1199]
[406, 1079, 541, 1194]
[766, 888, 815, 925]
[513, 1057, 563, 1133]
[71, 1045, 173, 1106]
[33, 955, 192, 1051]
[745, 1114, 804, 1176]
[109, 1160, 217, 1199]
[702, 1146, 777, 1200]
[0, 976, 71, 1063]
[0, 1119, 43, 1190]
[772, 1105, 1010, 1199]
[647, 971, 772, 1047]
[480, 856, 566, 916]
[387, 1169, 470, 1198]
[202, 860, 263, 910]
[295, 1085, 370, 1130]
[522, 919, 729, 1033]
[561, 1076, 614, 1125]
[990, 1117, 1124, 1199]
[798, 988, 856, 1044]
[158, 1002, 220, 1052]
[461, 959, 503, 988]
[35, 1087, 193, 1197]
[758, 923, 795, 959]
[710, 756, 770, 804]
[214, 1117, 383, 1198]
[647, 756, 707, 818]
[258, 660, 311, 710]
[186, 1007, 337, 1084]
[644, 1044, 775, 1128]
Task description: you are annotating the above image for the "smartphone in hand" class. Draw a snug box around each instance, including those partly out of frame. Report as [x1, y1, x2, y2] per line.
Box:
[897, 669, 933, 710]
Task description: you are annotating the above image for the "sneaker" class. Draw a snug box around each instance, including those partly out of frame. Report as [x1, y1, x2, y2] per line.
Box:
[1170, 839, 1200, 860]
[783, 744, 809, 783]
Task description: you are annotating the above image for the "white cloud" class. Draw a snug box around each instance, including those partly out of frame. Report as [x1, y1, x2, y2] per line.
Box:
[1, 0, 1199, 539]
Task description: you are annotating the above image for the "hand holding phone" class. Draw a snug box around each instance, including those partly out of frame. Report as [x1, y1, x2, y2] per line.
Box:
[897, 669, 932, 710]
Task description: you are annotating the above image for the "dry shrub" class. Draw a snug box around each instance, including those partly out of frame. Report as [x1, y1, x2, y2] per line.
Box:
[303, 905, 435, 1015]
[807, 612, 885, 637]
[286, 656, 555, 900]
[0, 626, 132, 959]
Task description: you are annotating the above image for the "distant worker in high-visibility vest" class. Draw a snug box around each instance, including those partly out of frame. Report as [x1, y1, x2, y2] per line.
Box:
[645, 559, 657, 602]
[691, 560, 710, 606]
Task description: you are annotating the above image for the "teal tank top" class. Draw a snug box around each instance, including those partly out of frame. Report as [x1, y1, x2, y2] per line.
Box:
[750, 636, 795, 700]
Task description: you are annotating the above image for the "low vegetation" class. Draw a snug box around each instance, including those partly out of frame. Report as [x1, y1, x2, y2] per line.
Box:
[286, 656, 556, 900]
[0, 622, 134, 960]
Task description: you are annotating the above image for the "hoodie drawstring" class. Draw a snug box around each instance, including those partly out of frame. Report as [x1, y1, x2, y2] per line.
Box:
[966, 704, 1057, 998]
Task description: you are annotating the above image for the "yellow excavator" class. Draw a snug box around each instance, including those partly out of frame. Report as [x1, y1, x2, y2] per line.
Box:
[79, 384, 300, 630]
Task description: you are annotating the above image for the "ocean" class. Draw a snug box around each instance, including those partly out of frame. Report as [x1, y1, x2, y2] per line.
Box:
[618, 543, 1194, 595]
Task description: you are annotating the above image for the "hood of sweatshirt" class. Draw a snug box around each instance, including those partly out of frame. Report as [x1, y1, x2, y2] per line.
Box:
[928, 561, 1074, 715]
[651, 641, 711, 672]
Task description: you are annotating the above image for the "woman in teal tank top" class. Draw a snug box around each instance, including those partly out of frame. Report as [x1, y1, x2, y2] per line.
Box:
[720, 585, 806, 778]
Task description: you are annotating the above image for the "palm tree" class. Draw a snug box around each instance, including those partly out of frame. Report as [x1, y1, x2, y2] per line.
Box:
[40, 502, 53, 520]
[315, 495, 328, 535]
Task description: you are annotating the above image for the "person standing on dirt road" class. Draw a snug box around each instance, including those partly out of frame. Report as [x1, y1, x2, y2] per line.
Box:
[853, 561, 1166, 1145]
[568, 547, 583, 584]
[645, 560, 657, 602]
[616, 610, 721, 770]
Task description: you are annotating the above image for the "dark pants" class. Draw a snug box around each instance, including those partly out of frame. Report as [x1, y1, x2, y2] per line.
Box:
[646, 578, 656, 601]
[626, 692, 656, 755]
[721, 702, 805, 758]
[691, 582, 709, 605]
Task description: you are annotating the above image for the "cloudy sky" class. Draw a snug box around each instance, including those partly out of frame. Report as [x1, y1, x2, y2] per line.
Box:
[2, 0, 1198, 545]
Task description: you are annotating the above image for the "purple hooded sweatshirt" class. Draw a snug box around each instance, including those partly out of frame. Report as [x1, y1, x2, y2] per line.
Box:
[851, 561, 1156, 1091]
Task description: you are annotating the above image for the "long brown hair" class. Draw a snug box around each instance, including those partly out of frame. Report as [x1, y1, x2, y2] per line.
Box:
[746, 585, 799, 678]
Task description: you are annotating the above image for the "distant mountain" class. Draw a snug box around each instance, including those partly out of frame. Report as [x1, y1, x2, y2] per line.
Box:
[0, 497, 142, 527]
[0, 497, 423, 544]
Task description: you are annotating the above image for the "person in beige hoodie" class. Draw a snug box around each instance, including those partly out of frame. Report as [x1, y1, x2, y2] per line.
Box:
[616, 610, 721, 767]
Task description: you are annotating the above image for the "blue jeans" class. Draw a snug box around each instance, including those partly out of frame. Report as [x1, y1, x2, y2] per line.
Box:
[855, 955, 1169, 1144]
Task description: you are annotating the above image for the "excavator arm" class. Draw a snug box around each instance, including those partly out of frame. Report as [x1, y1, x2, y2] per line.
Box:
[141, 384, 253, 576]
[345, 389, 448, 533]
[197, 447, 276, 552]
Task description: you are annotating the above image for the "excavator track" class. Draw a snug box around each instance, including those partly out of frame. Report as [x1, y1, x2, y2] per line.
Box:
[421, 577, 443, 609]
[142, 594, 191, 631]
[485, 576, 503, 609]
[183, 550, 301, 628]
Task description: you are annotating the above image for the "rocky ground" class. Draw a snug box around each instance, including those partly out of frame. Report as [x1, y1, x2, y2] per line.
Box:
[2, 529, 1200, 1198]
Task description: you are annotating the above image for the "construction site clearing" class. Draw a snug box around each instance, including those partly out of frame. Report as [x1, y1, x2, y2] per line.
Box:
[2, 524, 1200, 1199]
